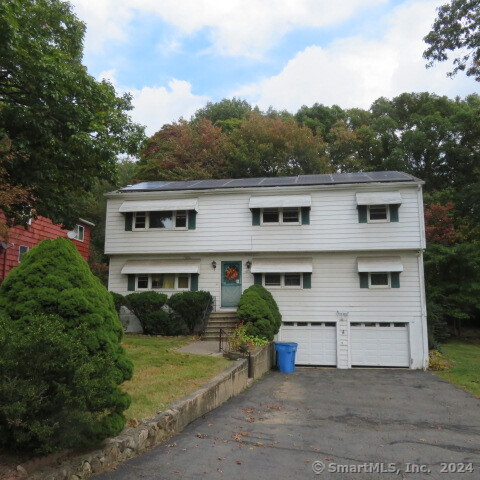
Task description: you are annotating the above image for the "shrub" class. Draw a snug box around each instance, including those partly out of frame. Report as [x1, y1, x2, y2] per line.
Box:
[167, 291, 213, 334]
[236, 287, 277, 341]
[124, 291, 168, 334]
[0, 238, 133, 453]
[246, 285, 282, 333]
[110, 291, 125, 315]
[228, 323, 269, 352]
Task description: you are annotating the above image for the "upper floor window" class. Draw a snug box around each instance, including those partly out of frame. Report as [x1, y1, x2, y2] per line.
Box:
[18, 245, 29, 262]
[134, 211, 189, 230]
[262, 207, 300, 225]
[356, 191, 402, 223]
[73, 224, 85, 241]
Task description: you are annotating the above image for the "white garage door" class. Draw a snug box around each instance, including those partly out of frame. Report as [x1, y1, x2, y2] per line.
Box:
[350, 322, 410, 367]
[279, 322, 337, 366]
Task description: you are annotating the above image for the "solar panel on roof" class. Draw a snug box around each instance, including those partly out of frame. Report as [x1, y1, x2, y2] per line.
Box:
[117, 171, 418, 193]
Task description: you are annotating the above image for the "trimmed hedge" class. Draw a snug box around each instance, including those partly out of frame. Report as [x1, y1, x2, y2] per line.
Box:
[110, 291, 125, 315]
[124, 291, 188, 335]
[0, 238, 132, 453]
[167, 291, 213, 334]
[236, 285, 281, 341]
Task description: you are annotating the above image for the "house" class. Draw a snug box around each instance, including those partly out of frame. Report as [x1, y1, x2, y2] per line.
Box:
[105, 171, 428, 369]
[0, 215, 94, 281]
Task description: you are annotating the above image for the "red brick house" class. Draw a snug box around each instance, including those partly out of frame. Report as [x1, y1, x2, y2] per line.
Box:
[0, 215, 94, 281]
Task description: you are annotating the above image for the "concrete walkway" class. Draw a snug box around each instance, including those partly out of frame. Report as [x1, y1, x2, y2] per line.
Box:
[176, 340, 223, 357]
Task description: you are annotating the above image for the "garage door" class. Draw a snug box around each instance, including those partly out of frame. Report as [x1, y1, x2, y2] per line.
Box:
[279, 322, 337, 366]
[350, 322, 410, 367]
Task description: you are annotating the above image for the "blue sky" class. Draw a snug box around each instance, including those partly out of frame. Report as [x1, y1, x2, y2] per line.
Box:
[71, 0, 478, 135]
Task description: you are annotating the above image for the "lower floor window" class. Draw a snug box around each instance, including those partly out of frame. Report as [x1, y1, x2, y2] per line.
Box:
[263, 273, 302, 288]
[137, 273, 190, 290]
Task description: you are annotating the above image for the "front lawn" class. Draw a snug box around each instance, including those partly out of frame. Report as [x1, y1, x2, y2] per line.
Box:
[433, 339, 480, 397]
[122, 335, 231, 421]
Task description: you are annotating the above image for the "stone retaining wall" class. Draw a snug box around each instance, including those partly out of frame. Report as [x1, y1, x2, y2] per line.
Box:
[26, 343, 274, 480]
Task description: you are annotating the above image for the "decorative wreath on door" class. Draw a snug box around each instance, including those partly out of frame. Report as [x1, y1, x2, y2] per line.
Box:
[225, 265, 239, 281]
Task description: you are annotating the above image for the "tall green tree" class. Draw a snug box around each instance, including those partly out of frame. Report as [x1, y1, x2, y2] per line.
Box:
[423, 0, 480, 81]
[0, 0, 145, 228]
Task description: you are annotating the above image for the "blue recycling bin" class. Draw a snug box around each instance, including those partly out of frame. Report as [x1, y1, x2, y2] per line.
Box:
[275, 342, 298, 373]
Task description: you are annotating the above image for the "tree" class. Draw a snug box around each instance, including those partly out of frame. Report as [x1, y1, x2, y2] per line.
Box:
[423, 0, 480, 81]
[0, 237, 133, 452]
[192, 98, 252, 125]
[228, 114, 330, 177]
[0, 0, 145, 228]
[135, 119, 230, 181]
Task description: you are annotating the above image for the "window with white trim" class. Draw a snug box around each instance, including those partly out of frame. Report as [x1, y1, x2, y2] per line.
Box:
[261, 207, 300, 225]
[134, 211, 188, 230]
[136, 273, 190, 290]
[369, 272, 390, 288]
[18, 245, 30, 262]
[262, 273, 302, 288]
[367, 205, 389, 222]
[74, 224, 85, 241]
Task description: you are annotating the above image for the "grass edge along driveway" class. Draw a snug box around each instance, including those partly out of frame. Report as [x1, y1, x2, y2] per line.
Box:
[122, 335, 231, 421]
[433, 339, 480, 398]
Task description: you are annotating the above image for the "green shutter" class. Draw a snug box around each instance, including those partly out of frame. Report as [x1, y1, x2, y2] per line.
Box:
[390, 204, 399, 222]
[358, 205, 367, 223]
[303, 273, 311, 289]
[359, 272, 369, 288]
[188, 210, 197, 229]
[125, 212, 133, 231]
[190, 273, 199, 291]
[252, 209, 260, 226]
[301, 207, 310, 225]
[127, 274, 135, 291]
[391, 272, 400, 288]
[253, 273, 262, 285]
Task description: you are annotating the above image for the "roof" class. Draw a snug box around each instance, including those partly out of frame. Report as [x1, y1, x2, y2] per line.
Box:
[116, 171, 422, 194]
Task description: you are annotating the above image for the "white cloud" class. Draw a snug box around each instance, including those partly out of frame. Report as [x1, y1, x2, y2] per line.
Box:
[71, 0, 386, 58]
[233, 0, 478, 110]
[129, 80, 210, 135]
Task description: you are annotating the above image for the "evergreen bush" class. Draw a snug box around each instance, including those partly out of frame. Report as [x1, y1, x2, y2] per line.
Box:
[0, 238, 133, 453]
[246, 285, 282, 333]
[110, 291, 125, 315]
[167, 291, 213, 334]
[124, 291, 169, 335]
[236, 286, 278, 341]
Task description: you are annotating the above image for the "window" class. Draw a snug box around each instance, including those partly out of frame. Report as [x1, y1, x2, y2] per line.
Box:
[369, 272, 390, 288]
[134, 211, 189, 230]
[262, 273, 303, 288]
[368, 205, 389, 222]
[137, 274, 190, 290]
[261, 207, 300, 225]
[73, 224, 85, 241]
[18, 245, 29, 262]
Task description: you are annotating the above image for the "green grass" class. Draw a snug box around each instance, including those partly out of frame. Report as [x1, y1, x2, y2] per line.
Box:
[433, 339, 480, 397]
[122, 335, 231, 421]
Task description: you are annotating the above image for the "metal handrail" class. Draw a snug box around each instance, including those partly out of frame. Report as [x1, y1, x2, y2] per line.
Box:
[219, 327, 229, 353]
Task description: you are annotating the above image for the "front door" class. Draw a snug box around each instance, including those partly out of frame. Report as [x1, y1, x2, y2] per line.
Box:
[221, 261, 242, 307]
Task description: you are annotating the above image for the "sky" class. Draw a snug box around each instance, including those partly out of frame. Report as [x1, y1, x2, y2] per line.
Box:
[70, 0, 478, 136]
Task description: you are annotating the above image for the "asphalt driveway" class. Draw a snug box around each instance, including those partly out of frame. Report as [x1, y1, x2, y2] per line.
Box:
[97, 369, 480, 480]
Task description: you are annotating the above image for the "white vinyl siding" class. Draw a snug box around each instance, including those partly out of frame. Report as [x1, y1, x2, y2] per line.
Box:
[105, 186, 422, 255]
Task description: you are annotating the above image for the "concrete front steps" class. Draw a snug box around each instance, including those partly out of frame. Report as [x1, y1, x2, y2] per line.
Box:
[202, 311, 238, 341]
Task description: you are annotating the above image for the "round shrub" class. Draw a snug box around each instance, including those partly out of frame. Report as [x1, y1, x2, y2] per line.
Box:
[246, 285, 282, 333]
[167, 291, 213, 334]
[237, 289, 275, 341]
[110, 291, 125, 316]
[0, 238, 133, 453]
[124, 291, 169, 335]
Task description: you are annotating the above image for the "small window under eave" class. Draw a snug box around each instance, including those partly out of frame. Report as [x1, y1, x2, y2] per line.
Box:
[357, 256, 403, 273]
[119, 198, 198, 213]
[355, 192, 402, 206]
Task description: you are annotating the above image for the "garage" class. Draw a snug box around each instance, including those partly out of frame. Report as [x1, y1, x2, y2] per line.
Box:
[279, 322, 337, 366]
[350, 322, 410, 367]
